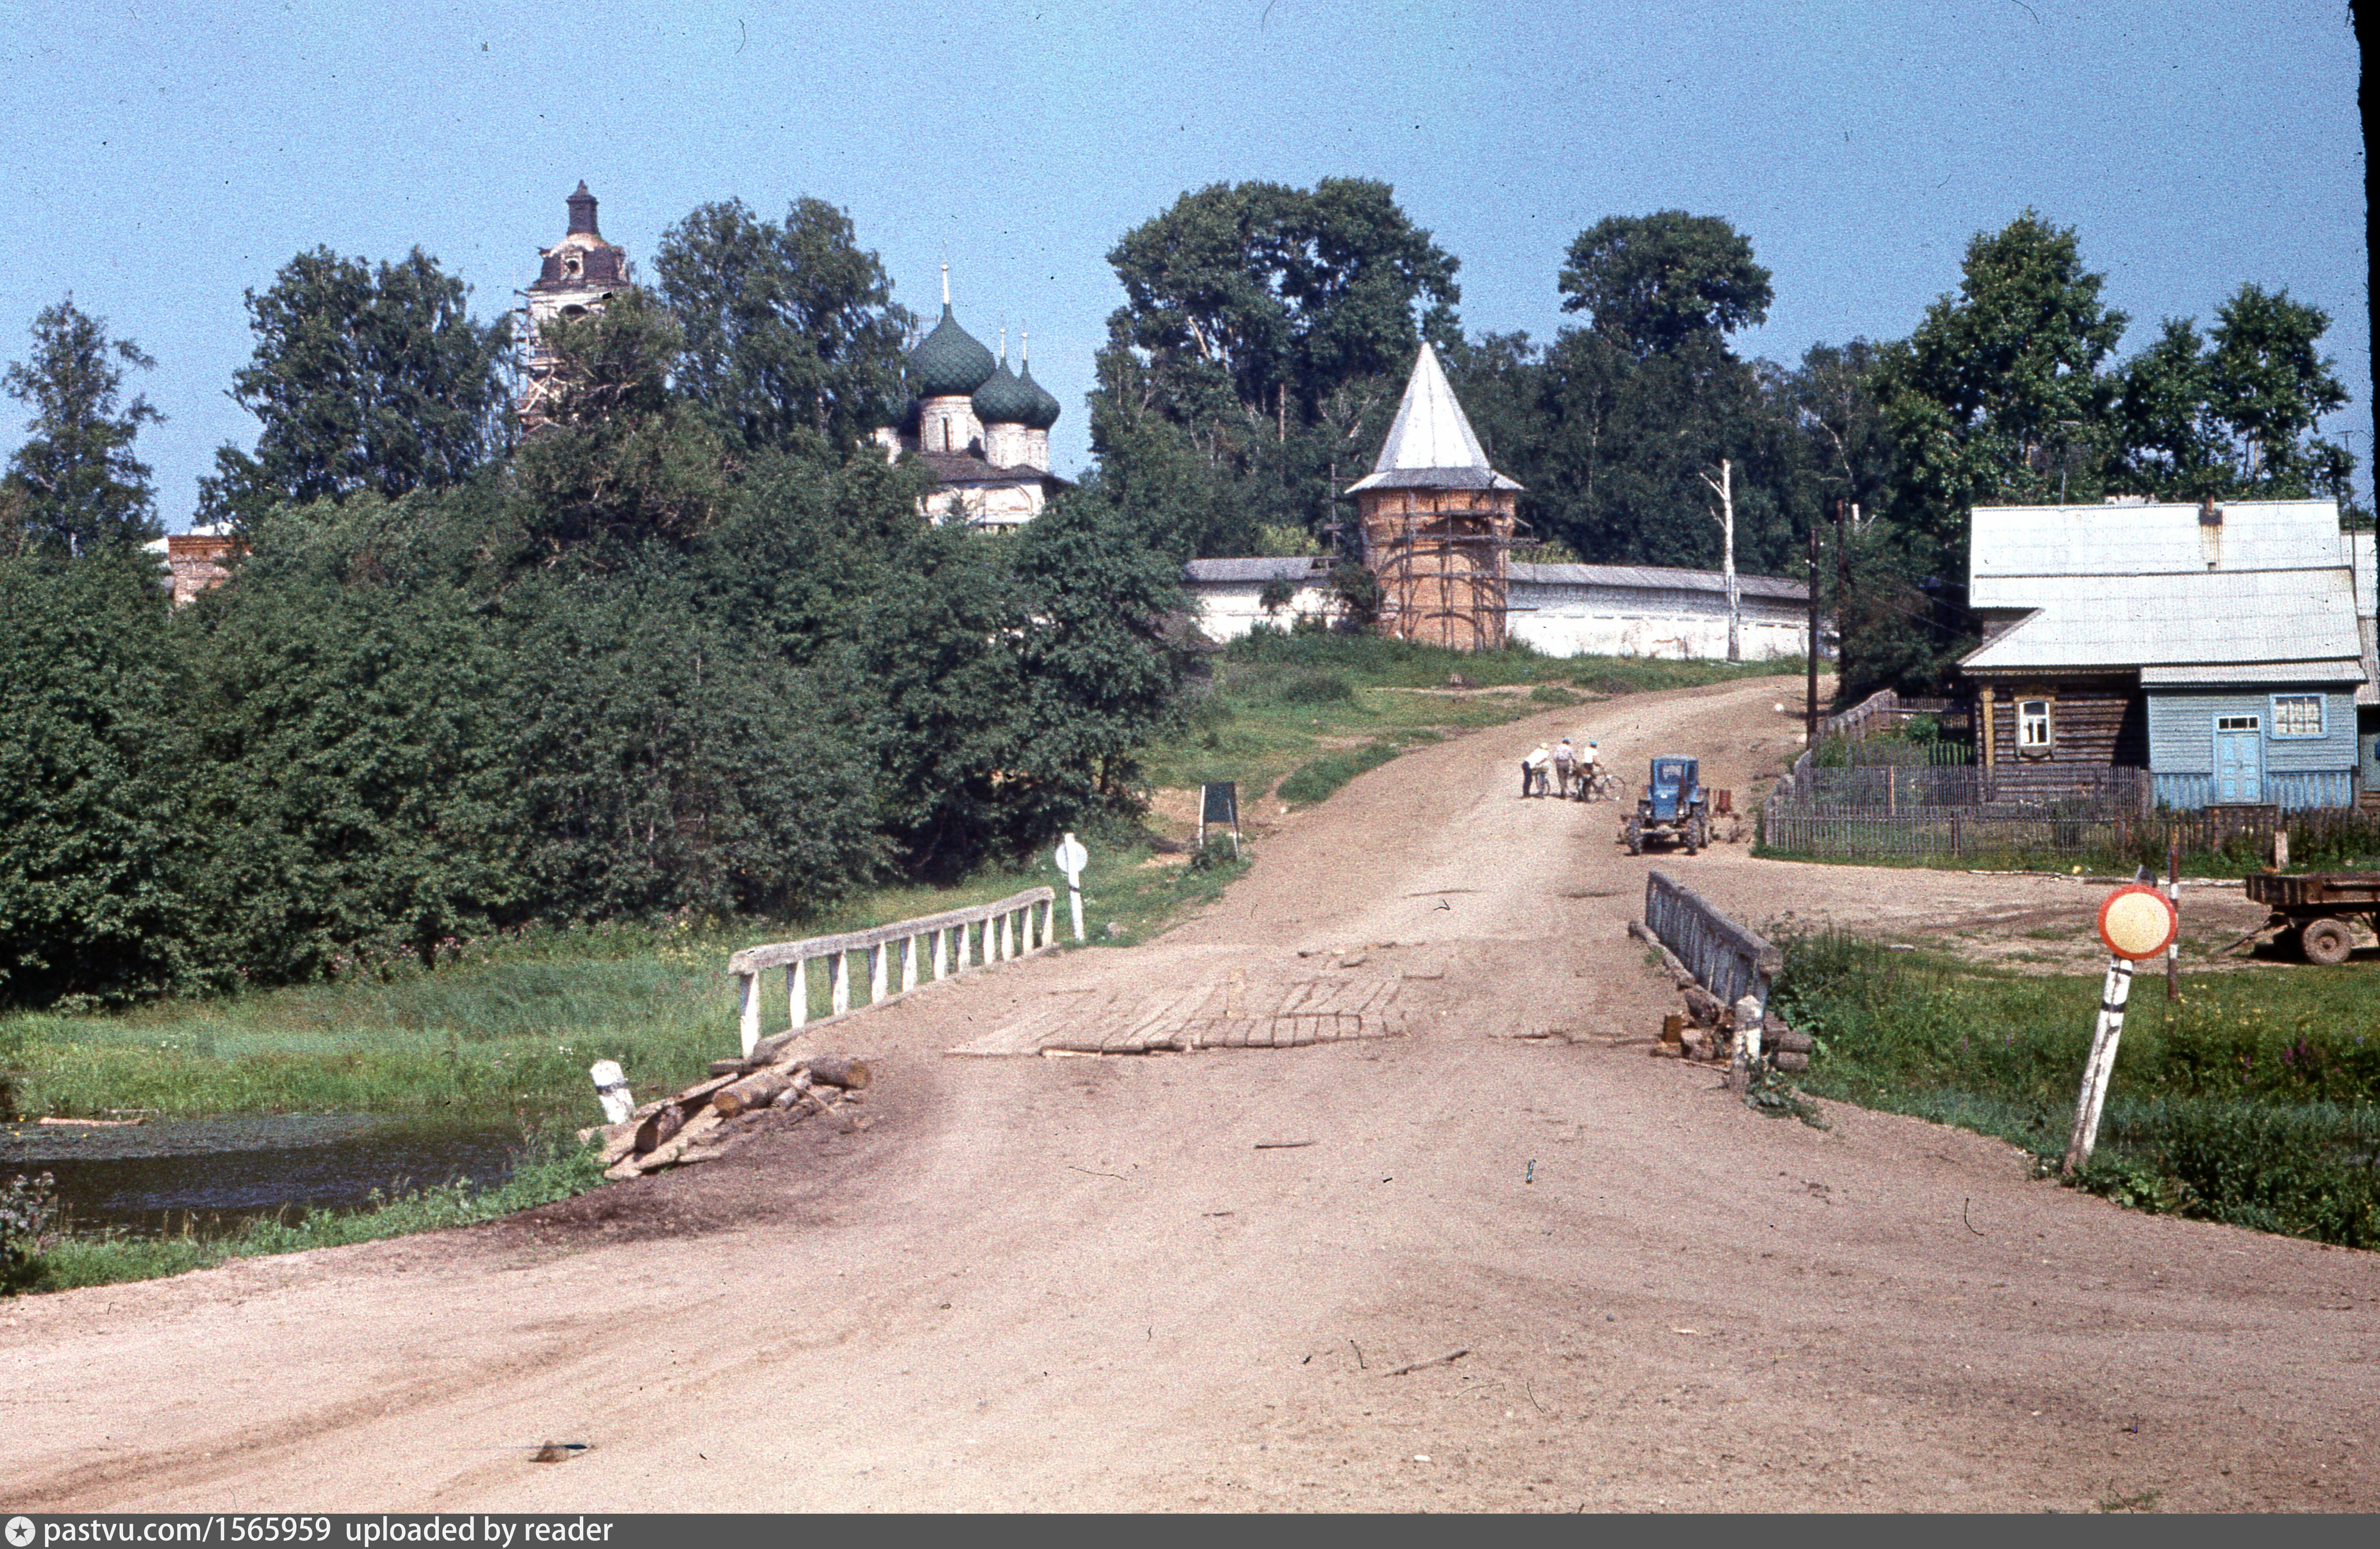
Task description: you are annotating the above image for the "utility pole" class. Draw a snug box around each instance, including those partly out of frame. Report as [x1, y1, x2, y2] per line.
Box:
[1806, 520, 1821, 747]
[1699, 458, 1741, 663]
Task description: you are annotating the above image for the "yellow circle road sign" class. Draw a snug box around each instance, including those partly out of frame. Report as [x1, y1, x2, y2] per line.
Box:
[2097, 883, 2177, 960]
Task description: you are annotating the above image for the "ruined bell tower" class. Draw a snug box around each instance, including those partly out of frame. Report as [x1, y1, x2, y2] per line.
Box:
[518, 181, 631, 429]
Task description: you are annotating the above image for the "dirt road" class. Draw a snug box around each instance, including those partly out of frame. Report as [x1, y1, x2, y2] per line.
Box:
[4, 677, 2373, 1512]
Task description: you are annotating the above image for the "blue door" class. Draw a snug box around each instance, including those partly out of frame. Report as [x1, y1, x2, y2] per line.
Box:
[2214, 720, 2263, 804]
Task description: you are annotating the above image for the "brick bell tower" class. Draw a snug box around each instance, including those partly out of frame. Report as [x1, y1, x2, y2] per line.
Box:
[518, 181, 631, 429]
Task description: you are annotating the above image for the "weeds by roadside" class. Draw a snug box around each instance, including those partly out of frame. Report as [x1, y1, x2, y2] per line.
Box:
[1769, 931, 2380, 1247]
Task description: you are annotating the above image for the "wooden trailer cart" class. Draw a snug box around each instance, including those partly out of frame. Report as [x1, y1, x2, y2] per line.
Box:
[2243, 873, 2380, 966]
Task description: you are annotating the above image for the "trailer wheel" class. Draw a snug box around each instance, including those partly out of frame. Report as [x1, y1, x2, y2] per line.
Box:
[2301, 917, 2354, 966]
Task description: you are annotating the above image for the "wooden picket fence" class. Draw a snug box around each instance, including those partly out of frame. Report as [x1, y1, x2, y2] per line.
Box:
[1759, 796, 2380, 867]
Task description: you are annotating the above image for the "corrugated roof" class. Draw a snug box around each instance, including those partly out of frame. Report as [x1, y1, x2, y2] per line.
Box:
[1344, 343, 1522, 494]
[1962, 566, 2364, 675]
[1510, 561, 1807, 601]
[1970, 499, 2345, 606]
[2139, 662, 2362, 687]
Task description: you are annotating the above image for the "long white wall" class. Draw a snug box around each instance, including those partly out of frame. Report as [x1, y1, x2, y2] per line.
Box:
[1183, 571, 1809, 659]
[1507, 581, 1807, 660]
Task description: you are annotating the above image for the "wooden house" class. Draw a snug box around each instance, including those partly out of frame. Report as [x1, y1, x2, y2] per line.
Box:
[1959, 499, 2367, 810]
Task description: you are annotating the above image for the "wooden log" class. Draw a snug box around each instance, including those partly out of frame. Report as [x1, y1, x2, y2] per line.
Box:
[799, 1055, 872, 1091]
[1681, 985, 1725, 1025]
[1767, 1028, 1815, 1054]
[609, 1108, 725, 1178]
[714, 1067, 798, 1118]
[1770, 1051, 1811, 1072]
[632, 1103, 686, 1156]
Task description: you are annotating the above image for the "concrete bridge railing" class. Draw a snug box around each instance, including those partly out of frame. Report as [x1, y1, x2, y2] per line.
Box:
[726, 887, 1058, 1056]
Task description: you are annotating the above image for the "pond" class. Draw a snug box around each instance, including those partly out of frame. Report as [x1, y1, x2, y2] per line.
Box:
[0, 1114, 525, 1237]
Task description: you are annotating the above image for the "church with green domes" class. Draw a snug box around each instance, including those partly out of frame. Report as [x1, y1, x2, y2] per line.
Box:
[873, 265, 1068, 529]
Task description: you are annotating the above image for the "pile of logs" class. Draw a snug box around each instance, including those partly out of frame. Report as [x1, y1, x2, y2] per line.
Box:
[1627, 920, 1813, 1074]
[587, 1037, 873, 1181]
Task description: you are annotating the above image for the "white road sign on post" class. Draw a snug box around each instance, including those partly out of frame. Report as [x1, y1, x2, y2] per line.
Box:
[1054, 831, 1089, 941]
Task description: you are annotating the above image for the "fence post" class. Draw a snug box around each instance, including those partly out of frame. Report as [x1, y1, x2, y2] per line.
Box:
[739, 971, 762, 1057]
[788, 957, 808, 1030]
[870, 942, 888, 1003]
[934, 926, 949, 981]
[831, 950, 851, 1015]
[902, 933, 919, 993]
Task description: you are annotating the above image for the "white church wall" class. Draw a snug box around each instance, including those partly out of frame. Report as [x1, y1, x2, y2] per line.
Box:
[1190, 581, 1339, 640]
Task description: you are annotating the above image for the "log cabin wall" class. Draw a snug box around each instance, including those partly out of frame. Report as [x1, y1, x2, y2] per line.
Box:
[1358, 486, 1518, 652]
[1973, 676, 2146, 796]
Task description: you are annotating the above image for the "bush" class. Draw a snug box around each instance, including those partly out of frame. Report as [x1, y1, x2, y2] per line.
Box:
[1273, 669, 1356, 705]
[0, 1171, 60, 1294]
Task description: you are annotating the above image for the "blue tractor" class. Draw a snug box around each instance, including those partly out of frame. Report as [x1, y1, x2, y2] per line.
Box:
[1625, 755, 1710, 856]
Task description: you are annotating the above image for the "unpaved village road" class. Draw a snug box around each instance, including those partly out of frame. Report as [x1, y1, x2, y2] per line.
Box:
[4, 677, 2374, 1512]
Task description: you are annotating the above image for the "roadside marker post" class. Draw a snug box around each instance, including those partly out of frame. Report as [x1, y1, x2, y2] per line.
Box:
[2062, 872, 2179, 1176]
[1054, 831, 1089, 942]
[1198, 781, 1241, 856]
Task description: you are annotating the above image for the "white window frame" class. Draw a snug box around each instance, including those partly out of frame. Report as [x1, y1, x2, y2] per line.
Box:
[2017, 698, 2053, 753]
[2270, 693, 2325, 740]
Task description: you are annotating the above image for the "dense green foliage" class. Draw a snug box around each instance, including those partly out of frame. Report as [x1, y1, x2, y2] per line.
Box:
[0, 215, 1186, 1011]
[653, 197, 913, 457]
[1773, 933, 2380, 1248]
[197, 248, 513, 525]
[1087, 177, 1462, 559]
[2, 298, 164, 557]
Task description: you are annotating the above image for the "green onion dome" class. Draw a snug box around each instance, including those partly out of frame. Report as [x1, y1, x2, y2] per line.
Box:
[1017, 364, 1062, 431]
[971, 358, 1037, 426]
[909, 305, 997, 398]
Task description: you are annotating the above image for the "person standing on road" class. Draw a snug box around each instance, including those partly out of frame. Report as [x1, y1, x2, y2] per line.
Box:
[1578, 739, 1602, 800]
[1521, 742, 1551, 798]
[1551, 738, 1577, 798]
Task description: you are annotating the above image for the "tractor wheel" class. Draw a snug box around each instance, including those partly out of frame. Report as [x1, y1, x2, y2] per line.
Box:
[1624, 817, 1644, 856]
[1686, 817, 1708, 853]
[2301, 917, 2354, 966]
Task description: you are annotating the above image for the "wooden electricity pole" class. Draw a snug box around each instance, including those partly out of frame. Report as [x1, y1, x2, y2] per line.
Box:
[1699, 458, 1741, 663]
[1805, 520, 1822, 747]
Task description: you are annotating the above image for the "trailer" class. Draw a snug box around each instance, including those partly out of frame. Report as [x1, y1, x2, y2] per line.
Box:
[2242, 873, 2380, 966]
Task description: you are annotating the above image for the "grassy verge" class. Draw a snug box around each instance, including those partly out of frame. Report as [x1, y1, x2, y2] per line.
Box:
[1770, 932, 2380, 1246]
[1146, 630, 1805, 807]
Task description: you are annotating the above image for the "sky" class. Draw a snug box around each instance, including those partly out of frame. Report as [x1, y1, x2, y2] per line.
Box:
[0, 0, 2367, 527]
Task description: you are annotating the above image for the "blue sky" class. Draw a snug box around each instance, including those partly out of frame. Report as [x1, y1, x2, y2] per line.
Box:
[1, 0, 2365, 525]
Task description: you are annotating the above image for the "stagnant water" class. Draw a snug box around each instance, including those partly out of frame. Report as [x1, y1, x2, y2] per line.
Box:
[0, 1114, 524, 1237]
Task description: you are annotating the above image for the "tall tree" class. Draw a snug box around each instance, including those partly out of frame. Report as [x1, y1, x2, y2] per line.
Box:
[1091, 178, 1459, 554]
[1532, 213, 1792, 572]
[2203, 283, 2355, 501]
[1872, 210, 2128, 556]
[653, 197, 913, 457]
[199, 247, 512, 524]
[2, 297, 164, 556]
[1557, 211, 1772, 359]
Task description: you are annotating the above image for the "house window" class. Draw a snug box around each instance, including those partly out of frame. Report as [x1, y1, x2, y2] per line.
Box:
[2271, 694, 2325, 738]
[2017, 699, 2052, 751]
[2216, 714, 2260, 733]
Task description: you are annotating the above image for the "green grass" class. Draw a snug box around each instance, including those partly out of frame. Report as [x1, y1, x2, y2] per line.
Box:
[1144, 631, 1805, 805]
[1770, 932, 2380, 1246]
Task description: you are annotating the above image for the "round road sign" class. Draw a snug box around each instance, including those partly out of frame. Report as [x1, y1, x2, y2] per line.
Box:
[1053, 833, 1089, 879]
[2097, 883, 2177, 960]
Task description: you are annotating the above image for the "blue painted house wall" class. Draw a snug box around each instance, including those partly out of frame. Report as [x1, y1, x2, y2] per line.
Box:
[2148, 689, 2358, 809]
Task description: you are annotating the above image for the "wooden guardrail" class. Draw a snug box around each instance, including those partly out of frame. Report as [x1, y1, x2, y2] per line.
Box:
[1641, 868, 1781, 1058]
[725, 887, 1058, 1056]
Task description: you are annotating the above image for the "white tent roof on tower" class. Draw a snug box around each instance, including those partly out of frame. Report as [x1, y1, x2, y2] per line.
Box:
[1344, 342, 1524, 494]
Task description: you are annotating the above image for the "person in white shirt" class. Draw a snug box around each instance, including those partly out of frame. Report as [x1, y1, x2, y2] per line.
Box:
[1520, 742, 1552, 798]
[1551, 738, 1577, 798]
[1577, 739, 1602, 799]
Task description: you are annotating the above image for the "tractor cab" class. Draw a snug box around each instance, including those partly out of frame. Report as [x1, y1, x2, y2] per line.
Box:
[1626, 755, 1711, 856]
[1645, 757, 1701, 820]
